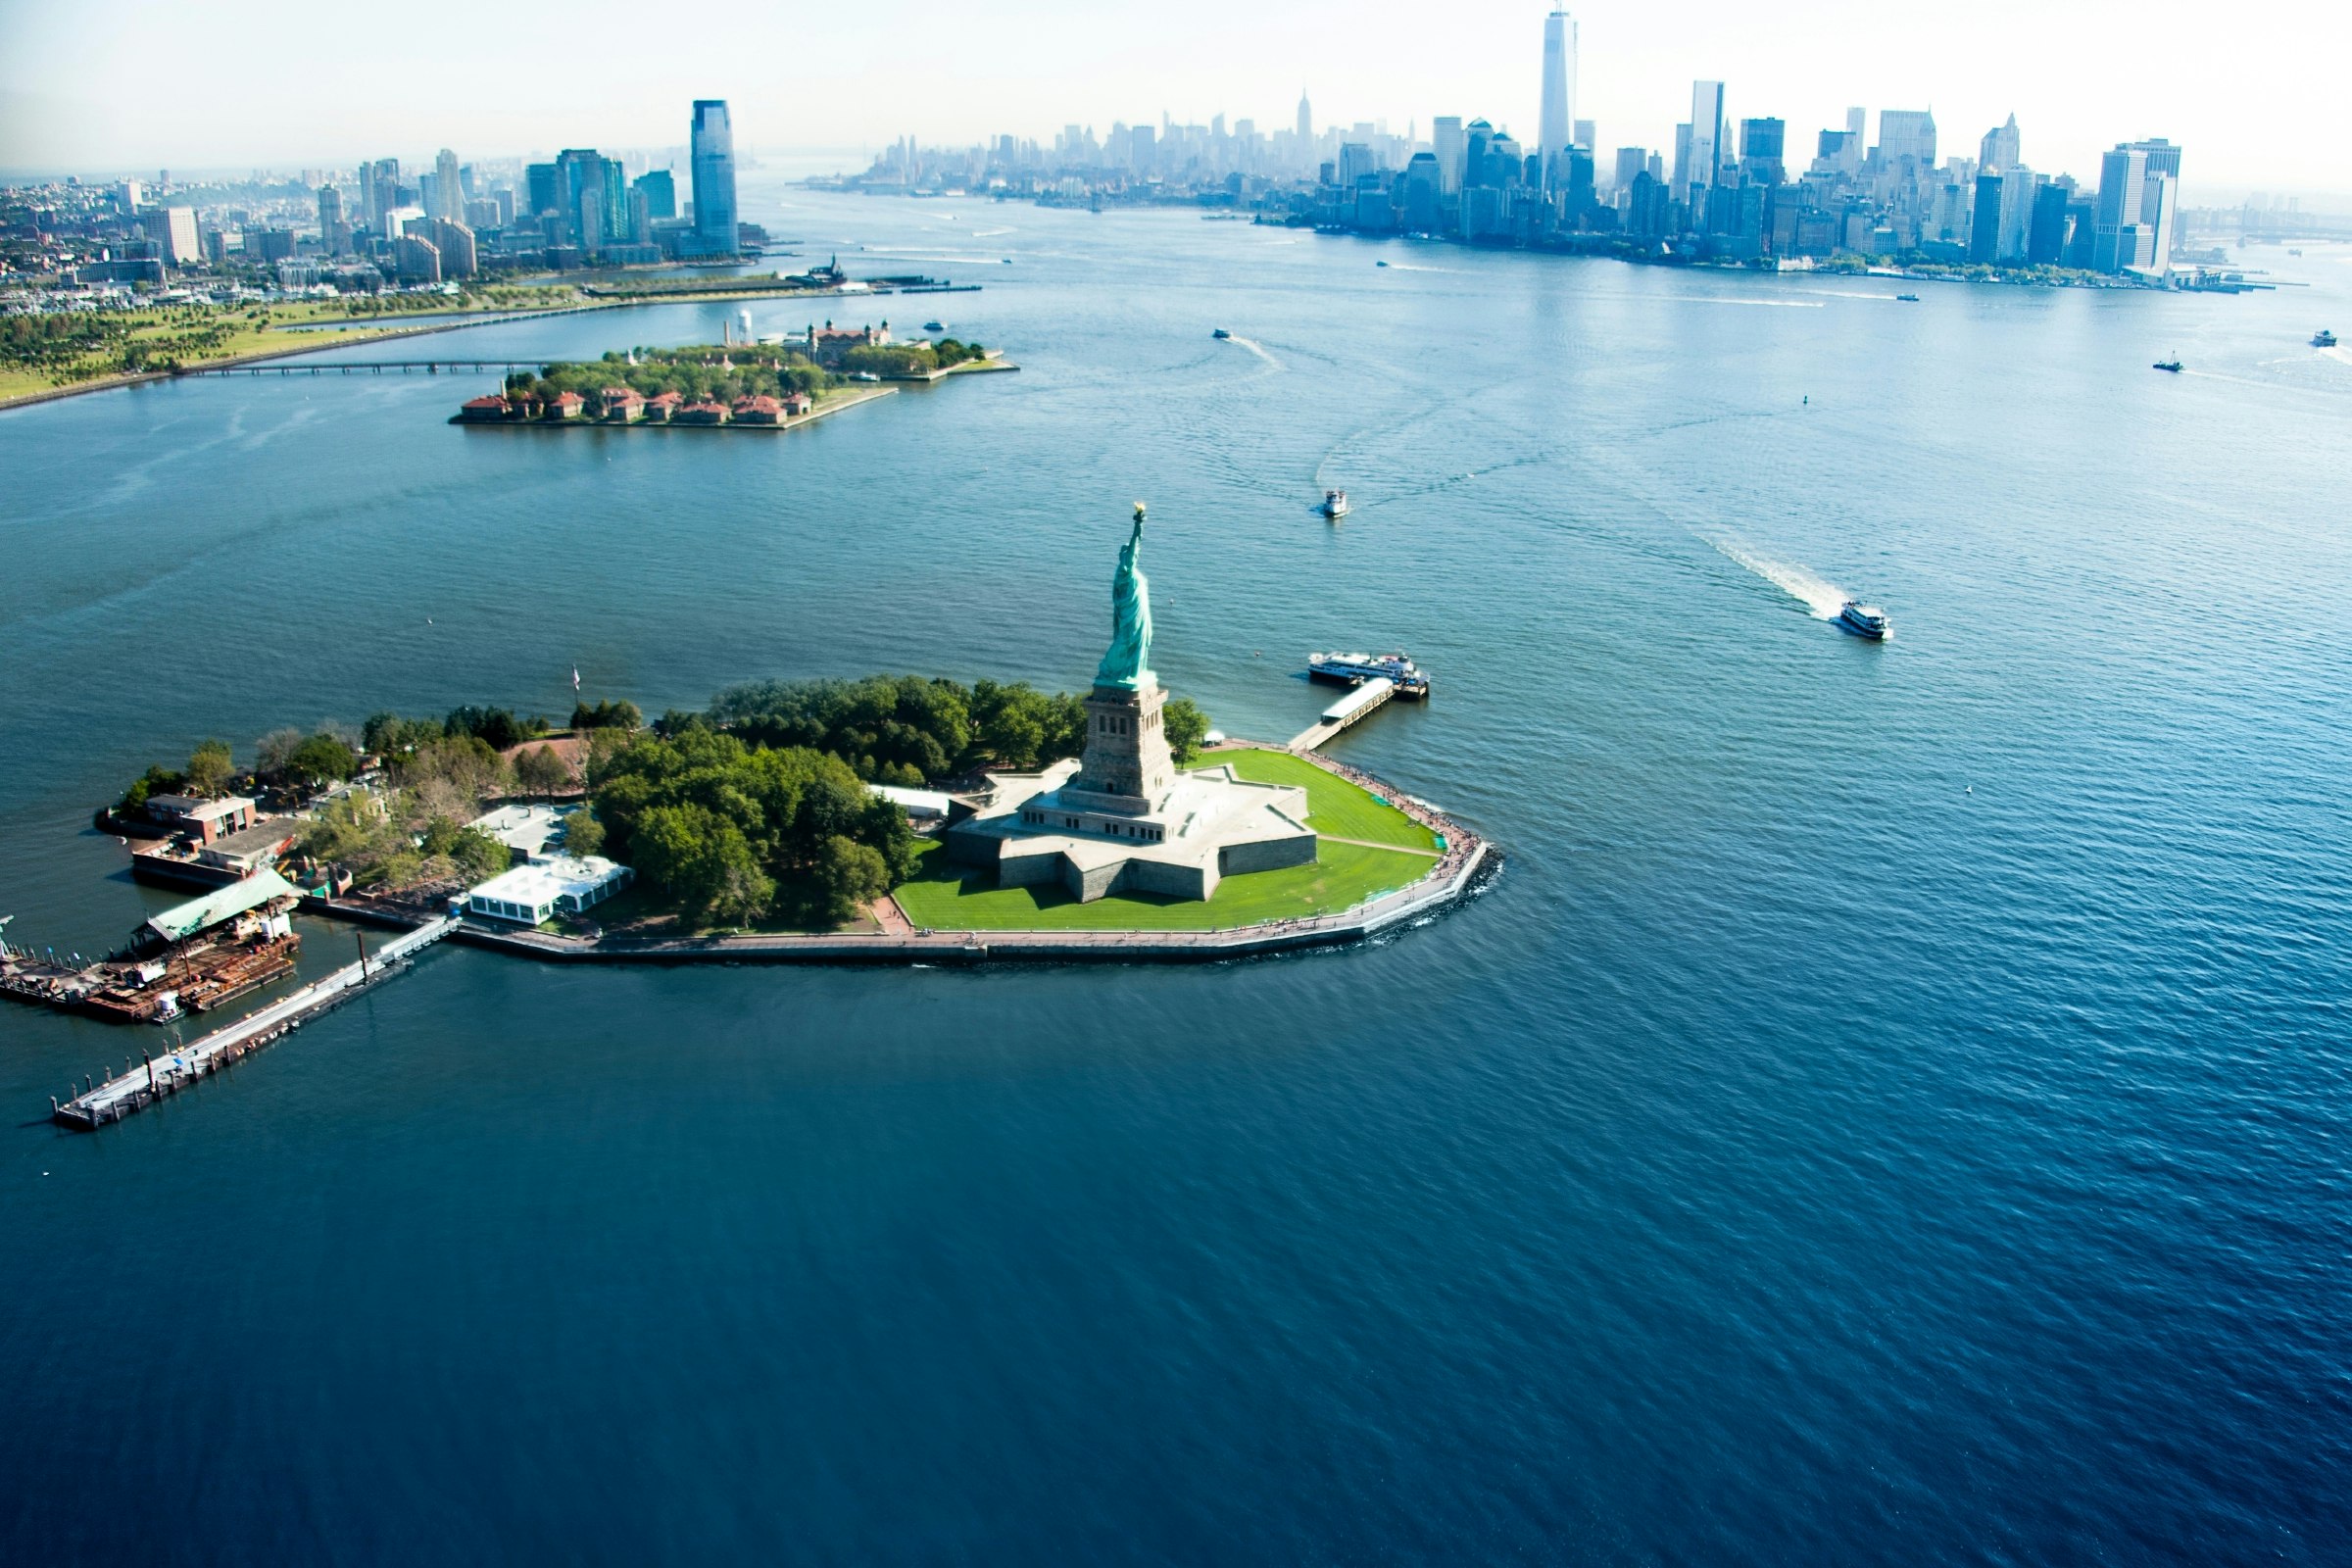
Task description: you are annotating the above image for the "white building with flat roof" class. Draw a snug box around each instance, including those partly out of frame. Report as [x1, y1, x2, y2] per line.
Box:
[465, 856, 632, 926]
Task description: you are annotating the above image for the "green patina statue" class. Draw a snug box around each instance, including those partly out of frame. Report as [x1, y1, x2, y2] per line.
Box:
[1094, 502, 1155, 691]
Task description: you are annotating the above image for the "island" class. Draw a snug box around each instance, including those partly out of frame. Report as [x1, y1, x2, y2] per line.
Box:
[19, 508, 1489, 1127]
[450, 330, 1012, 429]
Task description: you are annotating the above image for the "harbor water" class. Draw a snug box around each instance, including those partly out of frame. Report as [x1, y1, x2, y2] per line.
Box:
[2, 185, 2348, 1562]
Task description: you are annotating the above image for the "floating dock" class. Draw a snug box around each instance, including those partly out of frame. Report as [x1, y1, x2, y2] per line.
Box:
[52, 915, 459, 1131]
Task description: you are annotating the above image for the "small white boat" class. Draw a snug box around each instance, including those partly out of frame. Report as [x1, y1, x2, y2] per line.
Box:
[1838, 601, 1890, 640]
[1321, 489, 1350, 518]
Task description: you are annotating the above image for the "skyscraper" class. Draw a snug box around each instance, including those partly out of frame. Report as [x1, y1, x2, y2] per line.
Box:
[1432, 117, 1465, 195]
[634, 169, 677, 220]
[435, 148, 463, 221]
[1739, 118, 1786, 185]
[317, 184, 345, 254]
[1996, 167, 2038, 264]
[1875, 110, 1937, 169]
[1685, 82, 1725, 203]
[690, 99, 738, 255]
[1296, 89, 1312, 164]
[1979, 115, 2020, 175]
[2093, 139, 2180, 274]
[1540, 11, 1578, 185]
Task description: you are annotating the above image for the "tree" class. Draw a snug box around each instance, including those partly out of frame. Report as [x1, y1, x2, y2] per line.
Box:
[815, 835, 891, 922]
[1162, 697, 1210, 763]
[513, 744, 573, 799]
[186, 739, 235, 797]
[284, 732, 358, 789]
[256, 727, 305, 778]
[117, 763, 186, 813]
[562, 805, 605, 858]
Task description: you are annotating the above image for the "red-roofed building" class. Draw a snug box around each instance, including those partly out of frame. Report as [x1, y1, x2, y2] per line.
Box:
[803, 321, 891, 366]
[674, 400, 729, 425]
[643, 391, 683, 422]
[732, 394, 785, 425]
[547, 390, 586, 420]
[781, 390, 812, 416]
[601, 387, 646, 422]
[458, 394, 514, 421]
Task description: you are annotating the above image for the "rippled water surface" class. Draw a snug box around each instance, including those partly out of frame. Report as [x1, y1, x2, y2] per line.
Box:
[3, 185, 2348, 1564]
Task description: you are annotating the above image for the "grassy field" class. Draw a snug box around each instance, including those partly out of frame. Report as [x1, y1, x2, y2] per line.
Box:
[0, 290, 594, 407]
[890, 837, 1437, 931]
[1185, 749, 1441, 851]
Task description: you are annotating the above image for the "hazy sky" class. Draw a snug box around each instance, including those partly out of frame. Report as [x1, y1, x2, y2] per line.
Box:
[0, 0, 2332, 195]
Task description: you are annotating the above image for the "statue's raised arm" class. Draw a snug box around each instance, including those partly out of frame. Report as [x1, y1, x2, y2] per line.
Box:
[1094, 503, 1155, 691]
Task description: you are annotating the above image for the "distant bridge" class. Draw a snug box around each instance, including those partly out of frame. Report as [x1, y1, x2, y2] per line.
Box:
[176, 360, 545, 377]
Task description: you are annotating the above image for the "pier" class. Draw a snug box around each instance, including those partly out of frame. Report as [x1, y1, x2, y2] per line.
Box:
[51, 915, 459, 1131]
[1289, 676, 1397, 751]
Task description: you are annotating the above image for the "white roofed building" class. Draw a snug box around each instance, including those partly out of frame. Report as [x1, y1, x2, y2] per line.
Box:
[465, 856, 632, 926]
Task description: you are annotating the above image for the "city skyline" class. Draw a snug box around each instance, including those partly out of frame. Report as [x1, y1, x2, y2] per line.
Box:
[0, 0, 2333, 197]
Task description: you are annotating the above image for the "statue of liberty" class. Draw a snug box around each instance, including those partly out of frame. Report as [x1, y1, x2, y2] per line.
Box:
[1095, 502, 1155, 691]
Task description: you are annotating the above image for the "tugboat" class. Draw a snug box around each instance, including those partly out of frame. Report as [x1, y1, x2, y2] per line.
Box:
[1320, 489, 1350, 518]
[1211, 327, 1232, 340]
[2315, 328, 2338, 348]
[1837, 601, 1891, 640]
[1309, 650, 1430, 698]
[2153, 358, 2182, 372]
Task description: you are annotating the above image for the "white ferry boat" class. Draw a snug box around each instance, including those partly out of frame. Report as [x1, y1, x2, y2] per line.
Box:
[1321, 489, 1350, 518]
[1838, 601, 1890, 640]
[1308, 650, 1430, 697]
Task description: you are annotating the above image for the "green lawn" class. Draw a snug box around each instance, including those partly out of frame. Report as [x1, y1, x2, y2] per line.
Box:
[1184, 749, 1440, 851]
[891, 837, 1436, 931]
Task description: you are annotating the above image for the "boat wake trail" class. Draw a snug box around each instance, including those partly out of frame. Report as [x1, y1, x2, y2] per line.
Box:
[1226, 335, 1282, 369]
[1707, 535, 1846, 618]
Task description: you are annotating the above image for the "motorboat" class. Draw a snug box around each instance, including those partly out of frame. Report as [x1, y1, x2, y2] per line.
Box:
[1211, 327, 1232, 339]
[1320, 489, 1349, 518]
[2153, 359, 2182, 372]
[923, 320, 945, 331]
[2315, 329, 2337, 348]
[1895, 292, 1920, 302]
[1838, 601, 1890, 640]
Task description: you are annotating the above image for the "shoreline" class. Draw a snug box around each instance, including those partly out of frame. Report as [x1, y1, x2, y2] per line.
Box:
[0, 283, 978, 416]
[301, 744, 1493, 965]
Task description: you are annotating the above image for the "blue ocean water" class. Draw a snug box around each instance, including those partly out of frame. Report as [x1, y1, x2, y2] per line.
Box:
[2, 187, 2348, 1563]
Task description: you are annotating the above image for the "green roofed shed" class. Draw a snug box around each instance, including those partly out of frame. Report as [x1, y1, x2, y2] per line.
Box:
[144, 868, 298, 946]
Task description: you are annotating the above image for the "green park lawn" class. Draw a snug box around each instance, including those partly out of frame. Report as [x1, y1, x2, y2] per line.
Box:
[891, 837, 1436, 932]
[889, 751, 1443, 931]
[1183, 748, 1441, 851]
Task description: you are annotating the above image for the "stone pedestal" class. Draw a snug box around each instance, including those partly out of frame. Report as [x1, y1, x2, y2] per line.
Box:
[1061, 682, 1173, 813]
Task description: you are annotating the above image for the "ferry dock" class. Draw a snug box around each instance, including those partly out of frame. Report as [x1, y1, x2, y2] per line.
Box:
[51, 915, 459, 1131]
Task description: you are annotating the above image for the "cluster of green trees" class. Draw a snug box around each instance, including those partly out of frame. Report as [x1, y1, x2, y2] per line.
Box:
[838, 337, 987, 377]
[585, 726, 916, 926]
[2, 313, 131, 372]
[508, 346, 828, 411]
[372, 706, 553, 755]
[706, 674, 1207, 785]
[570, 699, 642, 730]
[255, 729, 360, 791]
[301, 787, 511, 893]
[335, 284, 579, 318]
